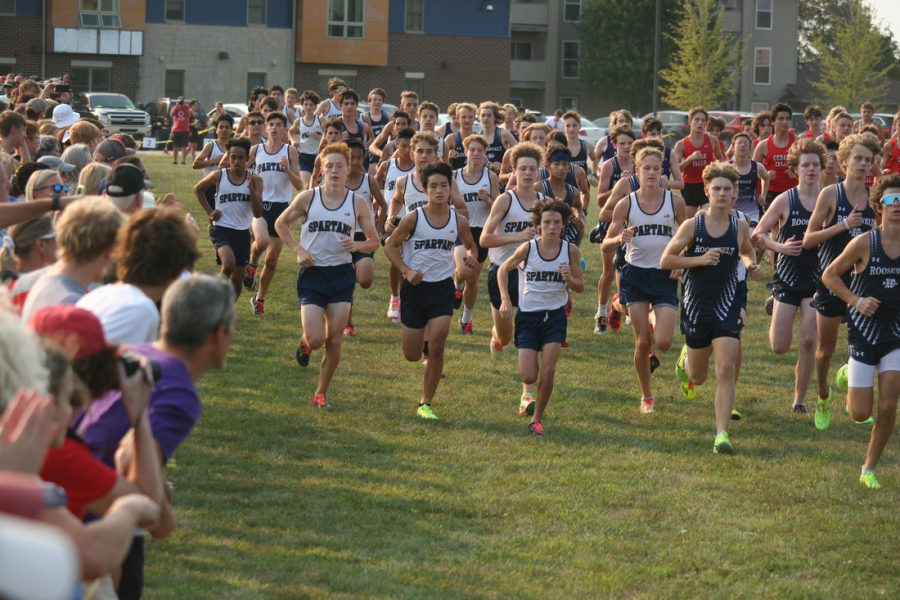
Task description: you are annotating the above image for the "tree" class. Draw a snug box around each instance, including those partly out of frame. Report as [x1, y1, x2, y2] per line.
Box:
[811, 0, 893, 108]
[577, 0, 678, 114]
[799, 0, 899, 78]
[659, 0, 736, 110]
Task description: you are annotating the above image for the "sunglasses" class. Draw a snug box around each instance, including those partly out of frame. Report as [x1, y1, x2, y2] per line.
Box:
[248, 120, 264, 126]
[38, 183, 66, 193]
[881, 193, 900, 206]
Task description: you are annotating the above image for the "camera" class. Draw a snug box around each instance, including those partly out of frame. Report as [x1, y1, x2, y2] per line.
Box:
[121, 354, 162, 383]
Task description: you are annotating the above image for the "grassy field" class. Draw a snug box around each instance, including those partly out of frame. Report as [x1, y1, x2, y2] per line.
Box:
[139, 153, 897, 598]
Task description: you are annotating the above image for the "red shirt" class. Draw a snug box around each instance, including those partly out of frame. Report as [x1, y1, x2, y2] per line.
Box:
[170, 104, 191, 133]
[764, 132, 796, 194]
[40, 433, 117, 519]
[682, 134, 715, 184]
[885, 138, 900, 175]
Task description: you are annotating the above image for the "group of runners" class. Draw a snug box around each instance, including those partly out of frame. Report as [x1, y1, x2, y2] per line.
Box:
[189, 79, 900, 489]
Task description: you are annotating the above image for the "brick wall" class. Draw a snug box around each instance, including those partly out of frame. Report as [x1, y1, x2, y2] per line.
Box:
[0, 16, 139, 100]
[294, 33, 511, 108]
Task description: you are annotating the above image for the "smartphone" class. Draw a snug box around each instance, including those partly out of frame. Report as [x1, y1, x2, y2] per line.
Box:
[49, 92, 61, 100]
[55, 84, 70, 93]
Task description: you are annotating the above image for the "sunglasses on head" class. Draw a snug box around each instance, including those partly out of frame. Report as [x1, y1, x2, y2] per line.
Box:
[881, 193, 900, 206]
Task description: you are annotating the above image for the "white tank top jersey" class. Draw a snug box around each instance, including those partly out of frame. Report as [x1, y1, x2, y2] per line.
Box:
[300, 188, 356, 266]
[203, 141, 226, 176]
[282, 105, 300, 121]
[400, 173, 429, 217]
[455, 166, 491, 228]
[384, 158, 415, 206]
[518, 239, 570, 312]
[214, 169, 254, 231]
[488, 190, 543, 266]
[402, 208, 459, 282]
[255, 142, 293, 203]
[294, 116, 322, 155]
[347, 173, 372, 204]
[323, 99, 343, 119]
[625, 190, 677, 269]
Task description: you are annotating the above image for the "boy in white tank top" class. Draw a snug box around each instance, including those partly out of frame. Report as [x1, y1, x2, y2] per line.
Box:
[383, 162, 479, 420]
[288, 90, 323, 189]
[498, 199, 584, 435]
[274, 142, 379, 409]
[193, 137, 263, 297]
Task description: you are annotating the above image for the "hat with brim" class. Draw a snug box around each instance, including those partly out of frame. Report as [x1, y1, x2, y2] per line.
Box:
[106, 163, 152, 198]
[37, 155, 76, 173]
[52, 103, 78, 128]
[28, 305, 113, 359]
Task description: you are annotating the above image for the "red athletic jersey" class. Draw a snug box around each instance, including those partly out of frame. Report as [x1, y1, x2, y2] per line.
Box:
[764, 132, 796, 193]
[682, 134, 715, 184]
[885, 138, 900, 175]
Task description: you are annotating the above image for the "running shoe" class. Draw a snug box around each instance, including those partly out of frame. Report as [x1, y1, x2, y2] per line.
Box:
[859, 470, 881, 489]
[713, 431, 734, 455]
[765, 294, 775, 316]
[561, 340, 570, 348]
[649, 352, 660, 374]
[792, 403, 807, 414]
[243, 265, 257, 290]
[250, 293, 265, 315]
[675, 344, 697, 400]
[295, 338, 311, 367]
[459, 318, 473, 335]
[416, 404, 438, 420]
[639, 397, 656, 414]
[834, 363, 849, 393]
[565, 295, 573, 317]
[387, 297, 400, 321]
[490, 337, 503, 357]
[731, 409, 742, 421]
[529, 420, 545, 436]
[453, 288, 464, 310]
[342, 325, 357, 337]
[608, 294, 622, 332]
[519, 391, 536, 416]
[310, 394, 329, 409]
[814, 388, 832, 431]
[594, 315, 608, 335]
[681, 380, 697, 400]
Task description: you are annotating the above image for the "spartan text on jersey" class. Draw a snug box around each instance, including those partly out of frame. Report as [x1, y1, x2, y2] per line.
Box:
[526, 270, 565, 283]
[307, 220, 353, 235]
[217, 192, 250, 204]
[413, 239, 455, 251]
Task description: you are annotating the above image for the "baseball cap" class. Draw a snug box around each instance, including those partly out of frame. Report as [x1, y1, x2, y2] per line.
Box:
[36, 155, 76, 173]
[93, 136, 136, 163]
[52, 103, 78, 129]
[105, 163, 151, 197]
[28, 305, 112, 359]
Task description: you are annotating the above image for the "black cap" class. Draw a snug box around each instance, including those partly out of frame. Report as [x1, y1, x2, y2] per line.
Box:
[106, 163, 152, 197]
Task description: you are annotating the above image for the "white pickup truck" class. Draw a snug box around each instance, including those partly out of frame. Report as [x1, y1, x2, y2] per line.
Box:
[72, 92, 151, 138]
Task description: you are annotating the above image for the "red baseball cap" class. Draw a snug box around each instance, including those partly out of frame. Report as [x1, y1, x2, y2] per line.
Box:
[28, 306, 110, 358]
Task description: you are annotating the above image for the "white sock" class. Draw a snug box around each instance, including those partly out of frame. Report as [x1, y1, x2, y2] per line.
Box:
[461, 307, 473, 323]
[390, 295, 399, 302]
[596, 304, 608, 318]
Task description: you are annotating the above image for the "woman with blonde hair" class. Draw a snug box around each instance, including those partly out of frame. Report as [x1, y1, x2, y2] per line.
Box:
[24, 169, 63, 202]
[61, 143, 91, 179]
[76, 161, 111, 196]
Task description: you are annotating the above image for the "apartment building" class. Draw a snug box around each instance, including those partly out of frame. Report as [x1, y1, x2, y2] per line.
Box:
[508, 0, 799, 116]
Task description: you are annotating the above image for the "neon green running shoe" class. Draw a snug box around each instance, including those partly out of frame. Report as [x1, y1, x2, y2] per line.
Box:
[854, 416, 875, 425]
[859, 470, 881, 489]
[834, 363, 849, 393]
[814, 388, 832, 431]
[675, 344, 689, 384]
[416, 404, 438, 420]
[713, 431, 734, 455]
[518, 391, 536, 417]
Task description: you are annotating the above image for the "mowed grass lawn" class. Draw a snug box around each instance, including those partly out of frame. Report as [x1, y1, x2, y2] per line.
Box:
[139, 153, 897, 598]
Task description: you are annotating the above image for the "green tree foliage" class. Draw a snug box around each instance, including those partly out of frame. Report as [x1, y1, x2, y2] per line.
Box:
[799, 0, 899, 78]
[577, 0, 678, 114]
[659, 0, 736, 110]
[811, 0, 893, 108]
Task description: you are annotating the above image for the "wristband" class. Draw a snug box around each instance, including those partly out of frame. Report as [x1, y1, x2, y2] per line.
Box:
[843, 219, 851, 231]
[50, 192, 61, 212]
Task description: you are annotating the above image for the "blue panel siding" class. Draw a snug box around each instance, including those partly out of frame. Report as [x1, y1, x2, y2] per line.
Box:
[145, 0, 291, 28]
[146, 0, 165, 23]
[389, 0, 509, 37]
[18, 0, 42, 17]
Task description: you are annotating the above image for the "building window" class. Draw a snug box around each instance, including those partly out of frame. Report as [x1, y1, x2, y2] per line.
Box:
[79, 0, 121, 28]
[404, 72, 424, 99]
[405, 0, 423, 33]
[247, 72, 267, 93]
[317, 70, 357, 93]
[0, 1, 14, 16]
[559, 96, 578, 111]
[71, 66, 111, 93]
[165, 70, 185, 98]
[511, 41, 533, 60]
[165, 0, 184, 21]
[328, 0, 364, 39]
[563, 0, 581, 23]
[562, 41, 579, 79]
[248, 0, 266, 25]
[753, 47, 771, 85]
[755, 0, 772, 30]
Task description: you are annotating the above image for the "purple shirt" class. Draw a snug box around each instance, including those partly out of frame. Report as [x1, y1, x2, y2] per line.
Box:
[75, 344, 201, 467]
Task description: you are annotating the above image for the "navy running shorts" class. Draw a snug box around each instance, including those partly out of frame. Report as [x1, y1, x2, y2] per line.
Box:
[400, 277, 455, 329]
[297, 263, 356, 307]
[209, 224, 251, 267]
[619, 264, 678, 308]
[262, 201, 289, 238]
[682, 182, 708, 207]
[515, 306, 568, 351]
[487, 262, 519, 310]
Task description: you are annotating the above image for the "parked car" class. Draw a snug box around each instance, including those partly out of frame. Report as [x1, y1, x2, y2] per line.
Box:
[849, 113, 891, 137]
[791, 113, 809, 136]
[71, 92, 150, 138]
[875, 113, 895, 136]
[577, 117, 605, 147]
[592, 116, 610, 136]
[142, 98, 208, 144]
[653, 110, 690, 147]
[207, 103, 248, 122]
[357, 102, 397, 116]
